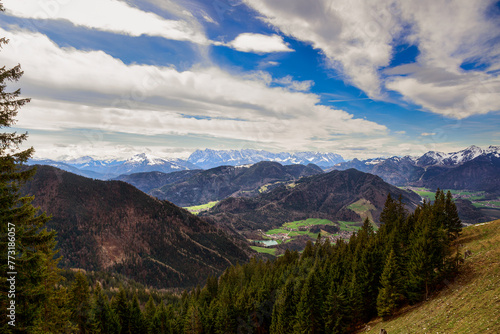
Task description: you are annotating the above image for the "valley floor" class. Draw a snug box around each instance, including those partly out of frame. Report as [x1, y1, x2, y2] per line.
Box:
[360, 220, 500, 334]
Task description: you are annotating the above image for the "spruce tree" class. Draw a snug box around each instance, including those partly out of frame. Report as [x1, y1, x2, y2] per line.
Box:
[112, 286, 131, 334]
[0, 4, 60, 331]
[293, 270, 322, 333]
[129, 294, 147, 334]
[376, 249, 401, 319]
[445, 191, 462, 240]
[144, 295, 156, 333]
[69, 272, 91, 333]
[91, 283, 121, 334]
[323, 283, 349, 334]
[270, 277, 296, 334]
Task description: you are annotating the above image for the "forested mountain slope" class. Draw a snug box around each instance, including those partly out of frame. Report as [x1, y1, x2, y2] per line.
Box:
[203, 168, 421, 232]
[23, 165, 249, 288]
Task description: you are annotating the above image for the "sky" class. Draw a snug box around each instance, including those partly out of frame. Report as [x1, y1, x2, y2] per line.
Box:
[0, 0, 499, 160]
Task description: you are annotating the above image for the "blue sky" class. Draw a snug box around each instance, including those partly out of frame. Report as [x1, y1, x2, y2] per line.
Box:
[0, 0, 499, 160]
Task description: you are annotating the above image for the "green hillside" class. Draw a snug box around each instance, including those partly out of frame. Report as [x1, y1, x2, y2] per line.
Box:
[361, 219, 500, 334]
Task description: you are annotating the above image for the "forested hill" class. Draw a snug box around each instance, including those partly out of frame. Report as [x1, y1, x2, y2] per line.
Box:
[22, 165, 249, 288]
[203, 168, 421, 232]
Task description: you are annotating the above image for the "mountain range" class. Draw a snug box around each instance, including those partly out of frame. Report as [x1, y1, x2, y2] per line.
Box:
[28, 153, 197, 180]
[333, 145, 500, 192]
[28, 150, 344, 180]
[186, 149, 345, 169]
[22, 165, 249, 288]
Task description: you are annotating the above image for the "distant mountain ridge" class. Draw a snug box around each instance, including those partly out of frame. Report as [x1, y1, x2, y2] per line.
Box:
[28, 153, 198, 180]
[187, 149, 345, 169]
[149, 161, 324, 207]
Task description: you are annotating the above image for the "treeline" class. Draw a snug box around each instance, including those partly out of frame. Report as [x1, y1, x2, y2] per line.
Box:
[46, 189, 462, 334]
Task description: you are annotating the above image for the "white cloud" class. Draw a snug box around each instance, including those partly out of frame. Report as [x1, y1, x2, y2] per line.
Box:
[243, 0, 397, 97]
[3, 0, 208, 44]
[1, 28, 389, 158]
[420, 132, 436, 137]
[225, 33, 293, 53]
[244, 0, 500, 118]
[274, 75, 314, 91]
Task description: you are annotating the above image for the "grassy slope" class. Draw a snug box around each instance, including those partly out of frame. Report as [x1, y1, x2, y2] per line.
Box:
[183, 201, 219, 214]
[361, 220, 500, 334]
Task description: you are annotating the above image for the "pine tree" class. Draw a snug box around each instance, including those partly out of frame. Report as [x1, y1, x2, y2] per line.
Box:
[184, 303, 203, 334]
[0, 6, 61, 331]
[445, 191, 462, 240]
[293, 270, 322, 333]
[323, 284, 349, 334]
[129, 294, 147, 334]
[144, 295, 156, 333]
[376, 249, 401, 319]
[69, 272, 91, 333]
[270, 277, 296, 333]
[91, 283, 121, 334]
[112, 286, 131, 334]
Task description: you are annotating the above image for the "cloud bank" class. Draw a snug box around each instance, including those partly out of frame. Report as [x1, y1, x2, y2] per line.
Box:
[244, 0, 500, 118]
[0, 28, 390, 158]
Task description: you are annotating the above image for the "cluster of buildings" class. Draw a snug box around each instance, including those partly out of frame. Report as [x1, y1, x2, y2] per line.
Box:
[328, 230, 354, 243]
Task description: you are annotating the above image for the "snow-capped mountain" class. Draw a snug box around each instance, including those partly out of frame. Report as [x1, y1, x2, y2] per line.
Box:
[332, 145, 500, 190]
[416, 145, 491, 167]
[110, 153, 194, 175]
[29, 154, 197, 179]
[187, 149, 344, 169]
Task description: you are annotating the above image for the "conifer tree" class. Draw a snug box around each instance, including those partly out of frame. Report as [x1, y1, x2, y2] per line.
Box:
[129, 294, 147, 334]
[34, 236, 73, 333]
[112, 287, 131, 334]
[144, 295, 156, 333]
[323, 284, 349, 334]
[91, 283, 121, 334]
[0, 4, 61, 331]
[150, 302, 168, 334]
[270, 277, 296, 334]
[293, 270, 322, 333]
[376, 249, 401, 319]
[184, 303, 203, 334]
[69, 272, 91, 334]
[445, 191, 462, 240]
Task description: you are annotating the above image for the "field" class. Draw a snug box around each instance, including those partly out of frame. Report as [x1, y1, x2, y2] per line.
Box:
[347, 199, 377, 228]
[361, 220, 500, 334]
[283, 218, 334, 229]
[248, 218, 363, 255]
[409, 187, 500, 209]
[473, 200, 500, 208]
[183, 201, 219, 214]
[250, 246, 277, 255]
[337, 221, 363, 232]
[410, 187, 437, 201]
